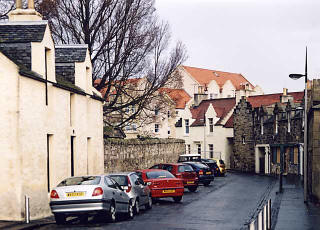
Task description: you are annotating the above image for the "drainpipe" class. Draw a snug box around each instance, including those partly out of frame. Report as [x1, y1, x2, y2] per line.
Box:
[25, 195, 30, 223]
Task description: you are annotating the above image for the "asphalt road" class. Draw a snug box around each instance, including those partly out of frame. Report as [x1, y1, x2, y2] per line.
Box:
[37, 172, 276, 230]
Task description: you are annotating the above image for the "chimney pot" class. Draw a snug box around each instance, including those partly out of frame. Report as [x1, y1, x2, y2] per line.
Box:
[283, 88, 288, 96]
[16, 0, 22, 9]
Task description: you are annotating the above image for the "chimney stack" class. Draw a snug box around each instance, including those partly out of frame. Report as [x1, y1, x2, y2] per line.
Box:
[28, 0, 35, 9]
[283, 88, 288, 96]
[16, 0, 22, 9]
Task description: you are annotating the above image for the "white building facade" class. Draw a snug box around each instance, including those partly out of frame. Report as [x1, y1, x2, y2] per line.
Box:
[0, 3, 104, 221]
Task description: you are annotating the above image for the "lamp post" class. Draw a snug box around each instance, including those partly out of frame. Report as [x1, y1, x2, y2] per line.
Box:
[289, 47, 308, 203]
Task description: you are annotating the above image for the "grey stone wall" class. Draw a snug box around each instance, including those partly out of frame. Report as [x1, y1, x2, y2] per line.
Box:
[233, 98, 255, 172]
[308, 79, 320, 202]
[104, 138, 185, 173]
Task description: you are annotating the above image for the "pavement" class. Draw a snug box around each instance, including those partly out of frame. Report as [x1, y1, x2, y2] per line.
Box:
[273, 175, 320, 230]
[1, 173, 320, 230]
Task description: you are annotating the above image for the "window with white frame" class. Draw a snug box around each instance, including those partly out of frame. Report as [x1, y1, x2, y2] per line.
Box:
[155, 124, 159, 133]
[209, 118, 214, 133]
[167, 110, 170, 118]
[187, 144, 191, 154]
[155, 108, 159, 115]
[197, 144, 201, 154]
[185, 119, 189, 134]
[209, 144, 214, 158]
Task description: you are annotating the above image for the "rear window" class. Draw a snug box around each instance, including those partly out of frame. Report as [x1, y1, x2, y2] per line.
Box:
[109, 175, 128, 186]
[57, 176, 101, 187]
[146, 171, 175, 179]
[178, 165, 194, 172]
[189, 162, 209, 169]
[219, 160, 225, 164]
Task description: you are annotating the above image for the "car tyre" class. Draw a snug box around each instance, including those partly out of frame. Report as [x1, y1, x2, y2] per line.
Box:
[173, 196, 182, 203]
[145, 195, 152, 210]
[203, 181, 211, 186]
[127, 200, 134, 219]
[188, 186, 198, 192]
[134, 199, 140, 215]
[54, 213, 66, 225]
[108, 202, 117, 223]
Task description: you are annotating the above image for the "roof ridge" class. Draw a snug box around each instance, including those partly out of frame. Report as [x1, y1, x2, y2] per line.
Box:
[248, 91, 304, 98]
[0, 21, 48, 25]
[55, 44, 88, 49]
[183, 65, 241, 75]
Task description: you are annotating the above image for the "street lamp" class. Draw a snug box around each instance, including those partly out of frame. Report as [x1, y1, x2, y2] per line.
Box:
[289, 47, 308, 203]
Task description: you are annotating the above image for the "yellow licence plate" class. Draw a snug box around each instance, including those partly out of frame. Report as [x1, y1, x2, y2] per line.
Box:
[206, 172, 212, 175]
[187, 181, 194, 184]
[162, 189, 175, 193]
[66, 192, 85, 197]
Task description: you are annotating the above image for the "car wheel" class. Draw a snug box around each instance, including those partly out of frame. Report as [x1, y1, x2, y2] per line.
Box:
[145, 195, 152, 210]
[127, 200, 134, 219]
[54, 213, 66, 225]
[134, 199, 140, 215]
[188, 186, 198, 192]
[173, 196, 182, 203]
[203, 181, 211, 186]
[108, 202, 116, 222]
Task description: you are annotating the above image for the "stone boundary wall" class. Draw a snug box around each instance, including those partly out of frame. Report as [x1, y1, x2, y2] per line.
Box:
[104, 138, 185, 173]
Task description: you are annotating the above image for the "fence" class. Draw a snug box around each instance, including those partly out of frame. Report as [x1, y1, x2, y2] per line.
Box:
[246, 199, 271, 230]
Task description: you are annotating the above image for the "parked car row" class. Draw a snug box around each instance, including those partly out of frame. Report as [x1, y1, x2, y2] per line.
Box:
[49, 155, 226, 225]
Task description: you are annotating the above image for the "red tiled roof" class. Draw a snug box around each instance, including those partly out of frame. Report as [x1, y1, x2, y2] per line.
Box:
[224, 115, 233, 128]
[95, 78, 143, 98]
[247, 92, 304, 108]
[190, 98, 236, 127]
[159, 88, 192, 109]
[182, 65, 254, 90]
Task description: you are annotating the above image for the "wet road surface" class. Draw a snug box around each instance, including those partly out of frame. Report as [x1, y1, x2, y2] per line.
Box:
[37, 172, 276, 230]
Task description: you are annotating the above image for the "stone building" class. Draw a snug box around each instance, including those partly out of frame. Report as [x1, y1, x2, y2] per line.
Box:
[233, 90, 304, 174]
[307, 79, 320, 202]
[0, 1, 104, 221]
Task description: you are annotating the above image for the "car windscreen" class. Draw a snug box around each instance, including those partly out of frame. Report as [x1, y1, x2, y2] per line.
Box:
[109, 175, 128, 186]
[146, 171, 175, 179]
[57, 176, 101, 187]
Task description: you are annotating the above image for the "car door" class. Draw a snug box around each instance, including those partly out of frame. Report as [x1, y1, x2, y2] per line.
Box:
[105, 176, 127, 212]
[130, 173, 148, 204]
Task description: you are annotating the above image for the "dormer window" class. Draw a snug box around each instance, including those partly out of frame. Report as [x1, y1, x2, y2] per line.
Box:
[209, 118, 214, 133]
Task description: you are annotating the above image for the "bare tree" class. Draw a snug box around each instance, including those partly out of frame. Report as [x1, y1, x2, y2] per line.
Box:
[0, 0, 14, 20]
[37, 0, 187, 128]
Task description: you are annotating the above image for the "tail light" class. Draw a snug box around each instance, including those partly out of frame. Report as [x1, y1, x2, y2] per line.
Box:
[126, 176, 132, 193]
[92, 187, 103, 196]
[50, 190, 59, 199]
[175, 173, 182, 178]
[199, 170, 203, 175]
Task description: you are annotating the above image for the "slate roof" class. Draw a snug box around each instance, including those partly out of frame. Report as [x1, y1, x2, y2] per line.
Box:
[182, 65, 255, 90]
[55, 45, 88, 63]
[0, 21, 47, 43]
[159, 88, 192, 109]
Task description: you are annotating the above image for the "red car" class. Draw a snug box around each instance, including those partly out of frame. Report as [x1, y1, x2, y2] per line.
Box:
[136, 169, 184, 203]
[150, 163, 198, 192]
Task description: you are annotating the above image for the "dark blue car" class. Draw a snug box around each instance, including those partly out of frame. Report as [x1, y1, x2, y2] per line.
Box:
[183, 162, 214, 186]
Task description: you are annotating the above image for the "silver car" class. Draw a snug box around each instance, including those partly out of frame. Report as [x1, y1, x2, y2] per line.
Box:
[108, 172, 152, 214]
[49, 175, 134, 224]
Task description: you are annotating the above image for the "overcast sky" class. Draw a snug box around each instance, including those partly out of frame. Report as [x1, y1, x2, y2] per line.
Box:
[155, 0, 320, 94]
